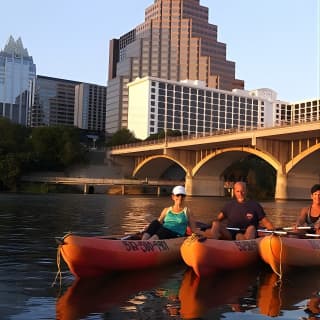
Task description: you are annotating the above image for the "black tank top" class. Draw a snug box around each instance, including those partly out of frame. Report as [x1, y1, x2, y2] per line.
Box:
[306, 206, 320, 225]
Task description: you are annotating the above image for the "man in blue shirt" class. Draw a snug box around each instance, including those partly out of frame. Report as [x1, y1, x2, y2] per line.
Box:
[207, 181, 274, 240]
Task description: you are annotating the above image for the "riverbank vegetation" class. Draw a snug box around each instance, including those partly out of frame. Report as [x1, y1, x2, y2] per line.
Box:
[0, 118, 87, 191]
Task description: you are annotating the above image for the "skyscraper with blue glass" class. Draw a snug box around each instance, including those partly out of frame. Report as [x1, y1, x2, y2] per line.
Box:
[0, 36, 36, 125]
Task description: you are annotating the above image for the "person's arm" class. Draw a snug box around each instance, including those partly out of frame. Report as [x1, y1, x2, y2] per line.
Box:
[260, 216, 274, 230]
[186, 209, 198, 233]
[216, 211, 225, 221]
[158, 207, 169, 223]
[295, 207, 308, 227]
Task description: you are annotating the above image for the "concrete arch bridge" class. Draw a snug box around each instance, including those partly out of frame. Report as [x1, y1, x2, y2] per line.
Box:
[108, 121, 320, 199]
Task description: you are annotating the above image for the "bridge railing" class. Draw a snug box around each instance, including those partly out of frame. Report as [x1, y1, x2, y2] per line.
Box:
[109, 126, 251, 150]
[109, 119, 320, 151]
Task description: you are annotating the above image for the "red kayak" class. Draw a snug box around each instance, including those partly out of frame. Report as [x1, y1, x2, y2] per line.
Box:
[57, 233, 185, 278]
[180, 234, 261, 277]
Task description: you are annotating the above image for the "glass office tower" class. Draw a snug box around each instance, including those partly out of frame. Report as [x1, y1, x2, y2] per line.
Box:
[0, 36, 36, 125]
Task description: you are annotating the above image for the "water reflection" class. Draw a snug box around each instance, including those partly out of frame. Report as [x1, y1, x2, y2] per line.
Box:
[179, 267, 258, 319]
[56, 265, 185, 320]
[0, 193, 315, 319]
[56, 265, 320, 320]
[258, 269, 320, 319]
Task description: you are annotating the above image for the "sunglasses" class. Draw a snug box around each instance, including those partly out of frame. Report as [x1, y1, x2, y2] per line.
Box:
[175, 194, 186, 197]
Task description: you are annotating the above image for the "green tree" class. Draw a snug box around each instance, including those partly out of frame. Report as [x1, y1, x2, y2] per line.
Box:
[0, 118, 31, 190]
[0, 118, 30, 154]
[0, 154, 21, 191]
[108, 128, 139, 146]
[145, 129, 182, 140]
[31, 126, 87, 170]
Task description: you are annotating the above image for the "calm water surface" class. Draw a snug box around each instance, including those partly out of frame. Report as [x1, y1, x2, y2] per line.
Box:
[0, 193, 318, 320]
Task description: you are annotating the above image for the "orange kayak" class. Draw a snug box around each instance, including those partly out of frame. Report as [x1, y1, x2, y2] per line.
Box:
[58, 233, 185, 278]
[259, 234, 320, 275]
[180, 234, 260, 277]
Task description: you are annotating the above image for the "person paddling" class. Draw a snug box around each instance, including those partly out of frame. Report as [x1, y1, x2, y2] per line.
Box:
[294, 184, 320, 235]
[205, 181, 274, 240]
[141, 185, 198, 240]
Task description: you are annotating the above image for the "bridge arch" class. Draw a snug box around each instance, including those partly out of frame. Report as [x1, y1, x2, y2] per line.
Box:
[133, 155, 188, 179]
[286, 143, 320, 173]
[284, 143, 320, 199]
[184, 147, 282, 197]
[192, 146, 281, 177]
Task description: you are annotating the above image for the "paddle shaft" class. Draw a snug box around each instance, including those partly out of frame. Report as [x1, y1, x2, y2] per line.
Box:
[227, 227, 287, 235]
[227, 226, 320, 237]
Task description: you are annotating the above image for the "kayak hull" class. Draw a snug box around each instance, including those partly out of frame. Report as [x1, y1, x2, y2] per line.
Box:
[258, 234, 320, 274]
[59, 234, 185, 278]
[180, 234, 260, 277]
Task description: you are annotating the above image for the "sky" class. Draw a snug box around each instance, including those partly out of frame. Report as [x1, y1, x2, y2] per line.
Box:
[1, 0, 319, 102]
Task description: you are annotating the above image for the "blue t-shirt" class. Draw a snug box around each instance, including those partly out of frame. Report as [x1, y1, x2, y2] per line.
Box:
[221, 199, 266, 229]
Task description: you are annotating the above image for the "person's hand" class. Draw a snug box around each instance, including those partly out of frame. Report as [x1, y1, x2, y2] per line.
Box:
[292, 224, 299, 231]
[314, 222, 320, 234]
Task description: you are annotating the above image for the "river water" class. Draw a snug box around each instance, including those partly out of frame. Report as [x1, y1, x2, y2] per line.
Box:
[0, 193, 319, 320]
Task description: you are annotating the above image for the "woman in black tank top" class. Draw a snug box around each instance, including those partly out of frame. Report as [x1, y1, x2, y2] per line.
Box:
[295, 184, 320, 234]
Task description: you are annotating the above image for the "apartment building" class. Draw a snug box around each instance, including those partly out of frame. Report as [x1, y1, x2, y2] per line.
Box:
[128, 77, 282, 139]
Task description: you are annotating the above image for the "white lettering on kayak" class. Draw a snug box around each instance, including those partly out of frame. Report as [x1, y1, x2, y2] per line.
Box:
[234, 240, 258, 252]
[122, 240, 170, 252]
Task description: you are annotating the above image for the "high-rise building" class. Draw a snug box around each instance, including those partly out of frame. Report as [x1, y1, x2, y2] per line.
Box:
[74, 83, 107, 132]
[28, 75, 79, 127]
[28, 75, 107, 132]
[0, 36, 36, 125]
[106, 0, 244, 134]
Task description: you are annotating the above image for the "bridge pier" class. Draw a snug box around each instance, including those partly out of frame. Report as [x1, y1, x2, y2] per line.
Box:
[186, 175, 224, 196]
[287, 174, 319, 199]
[275, 171, 288, 200]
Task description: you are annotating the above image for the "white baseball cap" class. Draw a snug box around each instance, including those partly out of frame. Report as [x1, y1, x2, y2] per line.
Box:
[172, 185, 186, 195]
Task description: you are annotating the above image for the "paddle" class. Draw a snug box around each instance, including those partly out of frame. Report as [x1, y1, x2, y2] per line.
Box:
[227, 227, 287, 235]
[280, 226, 320, 237]
[196, 221, 320, 238]
[282, 226, 312, 231]
[227, 226, 320, 237]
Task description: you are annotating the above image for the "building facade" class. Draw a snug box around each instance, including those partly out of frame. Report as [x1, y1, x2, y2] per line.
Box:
[278, 99, 320, 125]
[0, 36, 36, 125]
[28, 75, 79, 127]
[127, 76, 283, 139]
[74, 83, 107, 132]
[28, 75, 107, 132]
[106, 0, 244, 134]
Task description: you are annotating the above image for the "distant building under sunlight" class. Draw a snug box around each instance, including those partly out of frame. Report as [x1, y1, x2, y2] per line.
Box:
[127, 76, 319, 140]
